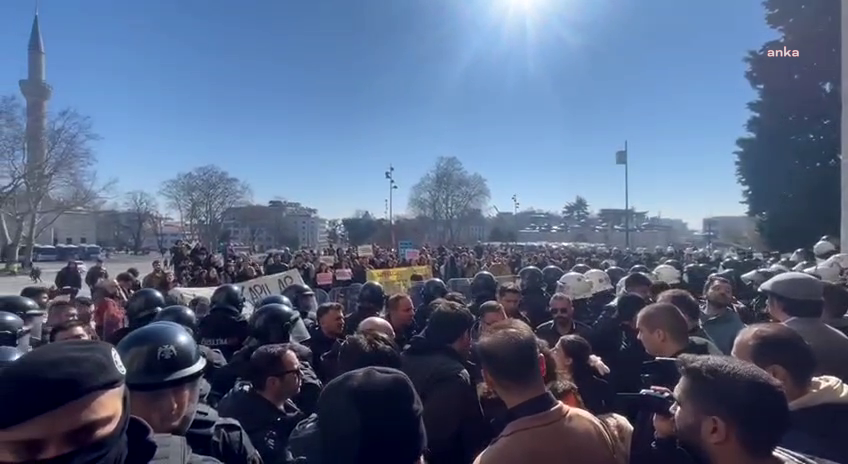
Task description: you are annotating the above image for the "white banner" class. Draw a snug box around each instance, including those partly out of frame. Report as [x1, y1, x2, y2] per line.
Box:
[170, 269, 306, 306]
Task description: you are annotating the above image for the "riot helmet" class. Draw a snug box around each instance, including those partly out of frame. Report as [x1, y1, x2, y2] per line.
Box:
[605, 266, 626, 286]
[116, 321, 206, 390]
[154, 305, 198, 336]
[789, 249, 807, 265]
[210, 284, 245, 311]
[663, 259, 683, 271]
[570, 263, 591, 274]
[125, 288, 166, 325]
[629, 265, 650, 274]
[0, 295, 40, 318]
[518, 266, 544, 292]
[422, 278, 448, 306]
[720, 259, 741, 272]
[470, 271, 498, 303]
[248, 303, 311, 344]
[259, 294, 294, 309]
[282, 284, 318, 317]
[0, 345, 23, 370]
[358, 281, 386, 310]
[542, 266, 564, 292]
[0, 311, 29, 351]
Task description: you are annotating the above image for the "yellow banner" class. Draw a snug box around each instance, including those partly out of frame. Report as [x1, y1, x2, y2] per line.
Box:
[366, 265, 433, 294]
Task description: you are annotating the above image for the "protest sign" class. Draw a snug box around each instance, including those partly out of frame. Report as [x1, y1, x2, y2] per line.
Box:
[357, 245, 374, 257]
[170, 269, 305, 307]
[366, 265, 432, 294]
[335, 268, 353, 281]
[405, 249, 419, 260]
[316, 272, 333, 286]
[319, 256, 336, 265]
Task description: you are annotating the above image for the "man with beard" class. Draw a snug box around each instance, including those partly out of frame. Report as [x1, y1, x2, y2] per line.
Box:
[534, 293, 592, 348]
[649, 355, 833, 464]
[497, 284, 531, 326]
[385, 294, 417, 348]
[700, 277, 746, 355]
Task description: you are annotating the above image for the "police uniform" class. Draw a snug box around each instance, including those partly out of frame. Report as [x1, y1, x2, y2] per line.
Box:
[0, 340, 220, 463]
[187, 403, 262, 464]
[117, 322, 238, 463]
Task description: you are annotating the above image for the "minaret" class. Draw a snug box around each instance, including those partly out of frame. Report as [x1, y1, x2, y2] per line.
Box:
[19, 11, 52, 174]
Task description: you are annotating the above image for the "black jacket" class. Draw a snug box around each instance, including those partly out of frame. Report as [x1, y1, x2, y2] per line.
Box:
[218, 387, 305, 464]
[400, 336, 490, 464]
[186, 403, 261, 464]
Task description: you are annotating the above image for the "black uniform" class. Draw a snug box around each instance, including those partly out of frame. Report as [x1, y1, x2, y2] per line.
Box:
[198, 285, 250, 361]
[117, 321, 250, 463]
[108, 288, 167, 345]
[217, 385, 306, 464]
[186, 403, 262, 464]
[344, 281, 386, 335]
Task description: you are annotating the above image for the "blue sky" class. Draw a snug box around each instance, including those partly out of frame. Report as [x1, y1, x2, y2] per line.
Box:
[0, 0, 775, 230]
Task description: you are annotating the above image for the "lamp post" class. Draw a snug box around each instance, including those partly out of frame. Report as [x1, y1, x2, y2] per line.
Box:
[615, 141, 631, 248]
[385, 165, 398, 247]
[511, 194, 519, 214]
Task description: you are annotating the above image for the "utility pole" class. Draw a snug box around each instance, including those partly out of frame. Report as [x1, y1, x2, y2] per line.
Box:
[511, 194, 519, 214]
[615, 142, 630, 248]
[385, 165, 398, 248]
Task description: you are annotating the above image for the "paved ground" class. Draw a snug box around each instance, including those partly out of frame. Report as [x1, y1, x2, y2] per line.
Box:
[0, 254, 157, 297]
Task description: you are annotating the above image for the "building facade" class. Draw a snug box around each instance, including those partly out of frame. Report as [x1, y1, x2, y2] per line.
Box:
[223, 200, 328, 250]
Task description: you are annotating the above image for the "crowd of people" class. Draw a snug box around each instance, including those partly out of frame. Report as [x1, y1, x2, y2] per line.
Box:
[0, 236, 847, 463]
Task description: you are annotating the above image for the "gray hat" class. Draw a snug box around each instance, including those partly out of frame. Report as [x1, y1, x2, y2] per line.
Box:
[759, 271, 823, 301]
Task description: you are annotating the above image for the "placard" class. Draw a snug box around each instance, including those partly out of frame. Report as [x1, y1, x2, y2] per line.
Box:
[316, 272, 334, 286]
[357, 245, 374, 257]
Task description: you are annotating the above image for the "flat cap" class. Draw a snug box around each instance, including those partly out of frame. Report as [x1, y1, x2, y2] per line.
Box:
[760, 271, 824, 302]
[0, 340, 126, 429]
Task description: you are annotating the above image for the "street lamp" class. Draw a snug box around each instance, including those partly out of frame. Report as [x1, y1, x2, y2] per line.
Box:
[511, 194, 519, 214]
[385, 165, 398, 247]
[615, 141, 631, 248]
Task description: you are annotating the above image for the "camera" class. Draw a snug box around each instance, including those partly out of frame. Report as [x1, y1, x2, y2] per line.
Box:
[618, 389, 675, 416]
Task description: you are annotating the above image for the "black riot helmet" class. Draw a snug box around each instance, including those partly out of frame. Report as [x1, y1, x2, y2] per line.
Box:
[471, 271, 498, 303]
[248, 303, 311, 344]
[518, 266, 544, 292]
[282, 284, 318, 317]
[0, 311, 28, 349]
[422, 278, 448, 306]
[0, 295, 39, 318]
[720, 258, 741, 272]
[211, 284, 245, 311]
[663, 259, 683, 272]
[571, 263, 591, 274]
[629, 264, 650, 274]
[116, 321, 206, 391]
[542, 266, 564, 291]
[358, 281, 386, 310]
[259, 294, 294, 309]
[0, 346, 23, 370]
[125, 288, 166, 325]
[154, 305, 198, 336]
[605, 267, 627, 286]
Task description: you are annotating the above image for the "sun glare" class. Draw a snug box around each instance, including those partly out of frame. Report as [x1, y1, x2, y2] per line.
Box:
[503, 0, 546, 15]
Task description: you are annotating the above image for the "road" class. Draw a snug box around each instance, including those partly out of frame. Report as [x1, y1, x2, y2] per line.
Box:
[0, 254, 157, 297]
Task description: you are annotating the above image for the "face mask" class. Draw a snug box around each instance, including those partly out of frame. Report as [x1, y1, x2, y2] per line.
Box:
[31, 394, 130, 464]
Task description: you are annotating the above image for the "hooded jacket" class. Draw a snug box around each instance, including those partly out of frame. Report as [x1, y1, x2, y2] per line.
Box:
[782, 376, 848, 463]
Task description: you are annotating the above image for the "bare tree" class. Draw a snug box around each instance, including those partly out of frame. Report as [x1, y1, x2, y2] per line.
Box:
[149, 212, 170, 255]
[0, 96, 112, 268]
[123, 190, 158, 253]
[408, 156, 490, 243]
[160, 165, 252, 246]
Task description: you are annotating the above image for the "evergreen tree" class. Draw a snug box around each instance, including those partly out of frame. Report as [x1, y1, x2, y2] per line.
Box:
[735, 0, 839, 251]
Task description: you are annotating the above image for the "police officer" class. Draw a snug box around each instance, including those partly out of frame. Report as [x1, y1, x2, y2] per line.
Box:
[518, 266, 550, 328]
[0, 296, 42, 348]
[413, 278, 448, 327]
[118, 321, 259, 464]
[108, 288, 166, 345]
[0, 341, 211, 462]
[542, 265, 564, 295]
[198, 284, 250, 361]
[0, 311, 30, 352]
[469, 271, 498, 317]
[155, 305, 227, 395]
[282, 284, 319, 329]
[344, 281, 385, 335]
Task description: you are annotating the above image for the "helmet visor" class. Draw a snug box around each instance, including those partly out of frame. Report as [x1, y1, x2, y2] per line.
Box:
[298, 295, 318, 319]
[290, 318, 311, 343]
